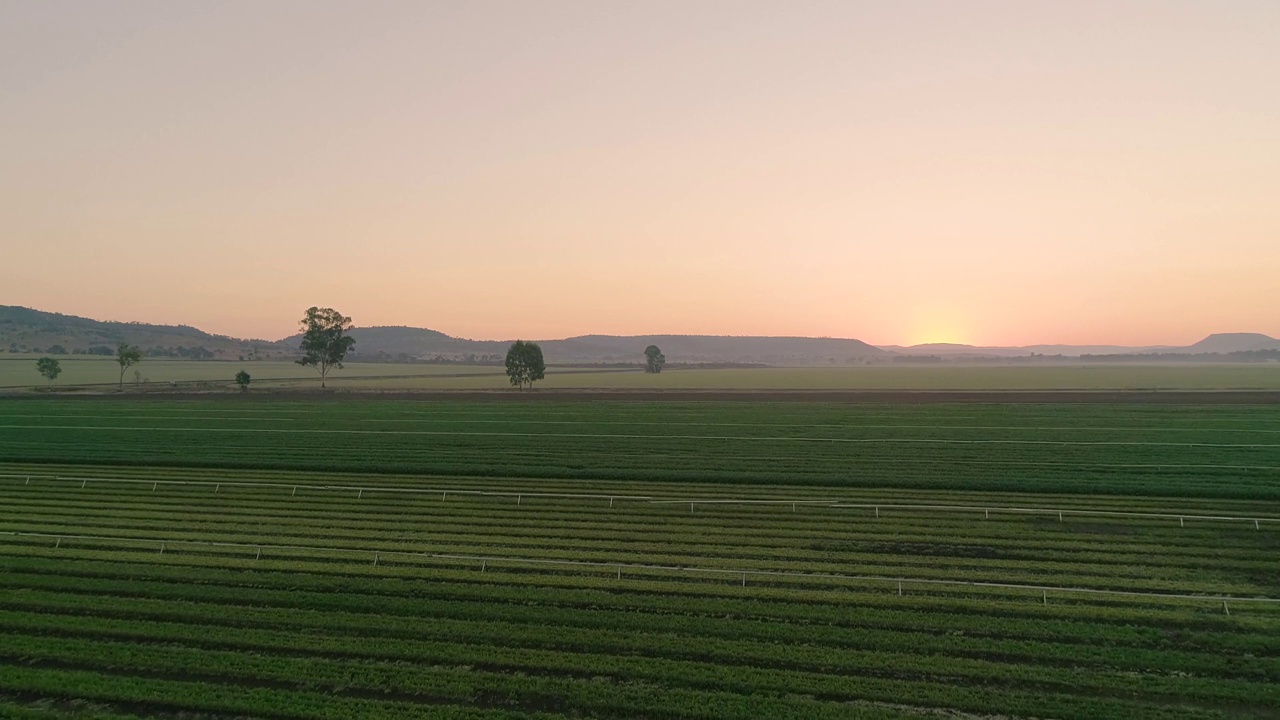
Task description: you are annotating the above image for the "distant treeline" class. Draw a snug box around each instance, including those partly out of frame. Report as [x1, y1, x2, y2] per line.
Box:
[1076, 349, 1280, 363]
[4, 344, 279, 362]
[355, 352, 507, 365]
[86, 345, 220, 359]
[145, 346, 217, 360]
[349, 352, 771, 369]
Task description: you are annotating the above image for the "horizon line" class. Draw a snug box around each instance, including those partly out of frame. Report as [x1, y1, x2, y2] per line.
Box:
[2, 304, 1273, 351]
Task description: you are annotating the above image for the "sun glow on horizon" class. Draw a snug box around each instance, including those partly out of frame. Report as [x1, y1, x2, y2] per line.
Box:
[905, 310, 973, 347]
[925, 339, 966, 347]
[909, 335, 970, 347]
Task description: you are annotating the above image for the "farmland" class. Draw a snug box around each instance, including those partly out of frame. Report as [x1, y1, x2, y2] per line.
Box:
[0, 358, 509, 390]
[3, 356, 1280, 392]
[2, 399, 1279, 498]
[1, 398, 1278, 718]
[332, 364, 1280, 392]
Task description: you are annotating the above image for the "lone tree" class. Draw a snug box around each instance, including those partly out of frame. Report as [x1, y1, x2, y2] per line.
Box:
[297, 307, 355, 388]
[36, 357, 62, 386]
[644, 345, 666, 374]
[505, 340, 546, 390]
[116, 343, 142, 389]
[235, 370, 251, 391]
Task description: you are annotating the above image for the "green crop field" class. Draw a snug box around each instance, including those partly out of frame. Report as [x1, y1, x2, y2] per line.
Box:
[1, 398, 1278, 718]
[2, 399, 1279, 498]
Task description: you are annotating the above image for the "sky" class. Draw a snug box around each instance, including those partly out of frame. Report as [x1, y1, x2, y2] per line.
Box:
[2, 1, 1277, 346]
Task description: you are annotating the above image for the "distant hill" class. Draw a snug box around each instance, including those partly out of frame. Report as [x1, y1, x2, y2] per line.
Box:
[326, 329, 888, 364]
[3, 305, 1275, 365]
[877, 335, 1279, 358]
[3, 306, 886, 365]
[341, 326, 484, 356]
[879, 343, 1023, 357]
[1179, 333, 1280, 354]
[542, 334, 886, 364]
[0, 305, 278, 359]
[281, 326, 511, 362]
[880, 342, 1170, 357]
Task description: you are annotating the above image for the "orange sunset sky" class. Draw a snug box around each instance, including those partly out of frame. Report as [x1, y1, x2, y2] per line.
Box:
[2, 1, 1277, 346]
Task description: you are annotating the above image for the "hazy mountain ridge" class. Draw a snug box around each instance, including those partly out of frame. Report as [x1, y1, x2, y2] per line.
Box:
[1182, 333, 1280, 354]
[880, 343, 1173, 357]
[0, 305, 278, 358]
[545, 334, 885, 364]
[2, 305, 1276, 364]
[879, 333, 1279, 358]
[303, 330, 889, 364]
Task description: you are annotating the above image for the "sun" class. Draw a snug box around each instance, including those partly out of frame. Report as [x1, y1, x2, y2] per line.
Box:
[906, 312, 972, 346]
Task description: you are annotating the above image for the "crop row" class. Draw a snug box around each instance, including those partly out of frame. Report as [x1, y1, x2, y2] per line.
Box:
[3, 563, 1271, 669]
[4, 501, 1276, 596]
[0, 619, 1265, 720]
[5, 545, 1276, 717]
[0, 554, 1275, 719]
[3, 525, 1271, 599]
[0, 665, 544, 720]
[8, 504, 1272, 584]
[8, 484, 1274, 546]
[7, 399, 1278, 425]
[13, 584, 1280, 689]
[4, 480, 1275, 597]
[12, 475, 1276, 537]
[6, 548, 1278, 635]
[12, 466, 1280, 519]
[13, 409, 1280, 443]
[9, 581, 1277, 678]
[6, 486, 1269, 547]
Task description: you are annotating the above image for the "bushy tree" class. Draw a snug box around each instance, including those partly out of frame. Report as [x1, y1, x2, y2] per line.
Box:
[36, 357, 61, 386]
[505, 340, 546, 390]
[235, 370, 251, 391]
[116, 343, 142, 389]
[297, 307, 355, 388]
[644, 345, 665, 374]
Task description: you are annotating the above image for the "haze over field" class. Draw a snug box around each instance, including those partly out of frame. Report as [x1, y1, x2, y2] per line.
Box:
[3, 1, 1278, 346]
[3, 305, 1279, 365]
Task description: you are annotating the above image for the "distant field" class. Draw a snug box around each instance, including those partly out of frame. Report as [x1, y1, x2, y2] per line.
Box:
[0, 358, 506, 389]
[3, 357, 1278, 391]
[340, 364, 1280, 391]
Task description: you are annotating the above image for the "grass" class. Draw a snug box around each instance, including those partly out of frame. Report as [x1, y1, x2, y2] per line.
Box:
[1, 396, 1278, 718]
